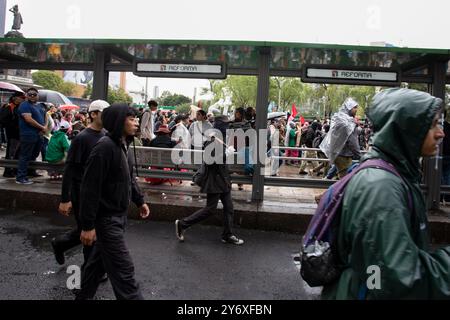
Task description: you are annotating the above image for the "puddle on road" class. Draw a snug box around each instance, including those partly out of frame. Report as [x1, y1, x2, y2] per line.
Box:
[2, 225, 77, 258]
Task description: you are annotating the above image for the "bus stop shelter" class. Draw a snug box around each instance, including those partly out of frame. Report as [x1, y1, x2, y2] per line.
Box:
[0, 38, 449, 208]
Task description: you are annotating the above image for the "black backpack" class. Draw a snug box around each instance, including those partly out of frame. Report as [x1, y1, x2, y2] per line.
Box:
[312, 133, 323, 149]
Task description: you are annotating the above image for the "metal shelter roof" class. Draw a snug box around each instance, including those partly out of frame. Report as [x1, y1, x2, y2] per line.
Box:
[0, 38, 449, 82]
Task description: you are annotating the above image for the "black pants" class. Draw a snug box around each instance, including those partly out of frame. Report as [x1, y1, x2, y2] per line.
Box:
[53, 182, 92, 268]
[76, 216, 143, 300]
[3, 137, 20, 177]
[180, 192, 234, 238]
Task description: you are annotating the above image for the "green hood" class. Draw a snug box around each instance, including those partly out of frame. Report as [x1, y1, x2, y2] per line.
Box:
[364, 88, 442, 182]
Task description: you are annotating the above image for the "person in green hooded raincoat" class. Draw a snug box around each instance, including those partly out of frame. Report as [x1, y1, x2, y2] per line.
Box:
[322, 88, 450, 299]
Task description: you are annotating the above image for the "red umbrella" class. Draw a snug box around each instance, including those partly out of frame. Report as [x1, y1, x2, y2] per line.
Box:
[59, 104, 80, 111]
[0, 81, 24, 93]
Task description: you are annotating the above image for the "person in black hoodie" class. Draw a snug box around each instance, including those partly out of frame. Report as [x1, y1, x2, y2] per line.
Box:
[76, 104, 150, 300]
[175, 115, 244, 245]
[51, 100, 110, 267]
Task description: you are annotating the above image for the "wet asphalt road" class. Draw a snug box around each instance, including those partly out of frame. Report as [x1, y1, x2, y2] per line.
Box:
[0, 208, 320, 300]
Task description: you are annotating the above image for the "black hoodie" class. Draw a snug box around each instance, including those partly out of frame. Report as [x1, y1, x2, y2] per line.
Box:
[80, 104, 144, 231]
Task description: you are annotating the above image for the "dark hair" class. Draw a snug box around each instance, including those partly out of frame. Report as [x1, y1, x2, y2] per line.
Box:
[175, 114, 189, 123]
[9, 92, 25, 103]
[148, 100, 158, 108]
[197, 110, 207, 118]
[126, 106, 137, 117]
[26, 87, 38, 93]
[245, 107, 254, 121]
[235, 107, 245, 118]
[88, 110, 99, 121]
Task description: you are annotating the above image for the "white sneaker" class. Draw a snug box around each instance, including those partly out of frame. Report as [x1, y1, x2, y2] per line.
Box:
[175, 220, 184, 242]
[222, 235, 244, 245]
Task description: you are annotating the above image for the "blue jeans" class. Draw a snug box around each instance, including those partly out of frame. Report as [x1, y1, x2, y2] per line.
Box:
[17, 135, 42, 181]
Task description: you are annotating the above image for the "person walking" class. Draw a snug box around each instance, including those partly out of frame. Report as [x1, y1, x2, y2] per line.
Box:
[51, 100, 110, 267]
[175, 116, 244, 245]
[140, 99, 158, 146]
[322, 88, 450, 299]
[320, 98, 361, 179]
[76, 104, 150, 300]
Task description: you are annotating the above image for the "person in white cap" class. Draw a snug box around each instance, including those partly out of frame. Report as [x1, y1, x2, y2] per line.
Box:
[320, 97, 361, 179]
[51, 100, 110, 270]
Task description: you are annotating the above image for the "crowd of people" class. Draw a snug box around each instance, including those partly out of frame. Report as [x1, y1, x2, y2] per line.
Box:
[0, 88, 91, 183]
[0, 87, 378, 186]
[2, 87, 450, 300]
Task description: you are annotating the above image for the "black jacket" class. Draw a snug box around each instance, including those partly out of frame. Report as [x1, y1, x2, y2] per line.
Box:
[60, 128, 106, 203]
[80, 104, 144, 231]
[0, 103, 20, 139]
[200, 140, 232, 194]
[149, 135, 176, 148]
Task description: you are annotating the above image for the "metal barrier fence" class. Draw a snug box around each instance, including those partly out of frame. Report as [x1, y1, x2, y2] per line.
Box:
[0, 145, 447, 197]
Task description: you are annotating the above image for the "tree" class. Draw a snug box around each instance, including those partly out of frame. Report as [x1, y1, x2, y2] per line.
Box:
[31, 70, 76, 96]
[158, 91, 191, 106]
[270, 77, 307, 111]
[82, 84, 132, 105]
[176, 103, 192, 114]
[207, 75, 379, 119]
[211, 76, 258, 107]
[83, 83, 92, 98]
[107, 87, 133, 105]
[59, 82, 77, 96]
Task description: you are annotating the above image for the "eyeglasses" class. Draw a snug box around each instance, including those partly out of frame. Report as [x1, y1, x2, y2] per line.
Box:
[27, 93, 37, 97]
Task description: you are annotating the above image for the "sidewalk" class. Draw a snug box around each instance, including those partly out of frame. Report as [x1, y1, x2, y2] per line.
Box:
[0, 208, 320, 300]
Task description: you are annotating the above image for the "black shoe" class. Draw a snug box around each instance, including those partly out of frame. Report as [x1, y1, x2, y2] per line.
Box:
[221, 235, 244, 245]
[28, 172, 43, 178]
[51, 239, 65, 265]
[3, 172, 15, 178]
[175, 220, 184, 242]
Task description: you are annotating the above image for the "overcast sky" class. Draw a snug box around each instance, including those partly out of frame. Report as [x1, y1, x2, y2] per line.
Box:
[3, 0, 450, 98]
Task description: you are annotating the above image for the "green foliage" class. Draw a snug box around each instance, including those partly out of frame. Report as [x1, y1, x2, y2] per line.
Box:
[83, 83, 92, 98]
[176, 103, 192, 114]
[32, 70, 76, 96]
[208, 76, 377, 118]
[59, 82, 77, 96]
[159, 91, 191, 106]
[82, 83, 132, 104]
[210, 76, 257, 107]
[107, 87, 133, 105]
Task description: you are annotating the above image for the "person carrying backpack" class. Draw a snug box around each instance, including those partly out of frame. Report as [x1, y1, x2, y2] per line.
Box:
[302, 88, 450, 299]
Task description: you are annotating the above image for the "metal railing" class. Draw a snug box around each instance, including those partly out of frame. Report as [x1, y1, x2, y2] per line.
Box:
[0, 147, 447, 196]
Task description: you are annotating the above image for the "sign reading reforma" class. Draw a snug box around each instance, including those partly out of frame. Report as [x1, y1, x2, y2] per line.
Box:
[306, 68, 398, 82]
[134, 60, 226, 79]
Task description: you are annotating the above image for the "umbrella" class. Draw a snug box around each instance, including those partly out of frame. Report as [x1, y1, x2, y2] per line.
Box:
[0, 81, 24, 93]
[59, 104, 80, 111]
[267, 111, 286, 120]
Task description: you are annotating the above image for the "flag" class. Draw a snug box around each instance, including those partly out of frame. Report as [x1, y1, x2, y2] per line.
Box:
[300, 116, 305, 125]
[291, 104, 298, 118]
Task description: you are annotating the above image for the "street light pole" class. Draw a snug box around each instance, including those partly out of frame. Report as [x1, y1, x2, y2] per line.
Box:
[144, 77, 148, 103]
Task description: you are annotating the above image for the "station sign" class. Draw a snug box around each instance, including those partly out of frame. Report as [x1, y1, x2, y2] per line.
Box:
[133, 60, 227, 79]
[303, 66, 400, 85]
